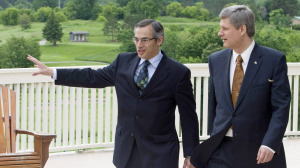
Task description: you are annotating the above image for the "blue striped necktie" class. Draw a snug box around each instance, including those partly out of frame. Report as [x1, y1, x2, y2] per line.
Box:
[136, 60, 150, 94]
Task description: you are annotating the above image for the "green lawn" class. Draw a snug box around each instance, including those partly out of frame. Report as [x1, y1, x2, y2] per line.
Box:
[0, 17, 213, 66]
[0, 22, 44, 45]
[41, 42, 120, 65]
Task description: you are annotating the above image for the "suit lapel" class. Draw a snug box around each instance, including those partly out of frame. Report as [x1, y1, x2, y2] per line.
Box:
[224, 49, 234, 112]
[141, 54, 169, 97]
[234, 43, 263, 110]
[126, 55, 140, 96]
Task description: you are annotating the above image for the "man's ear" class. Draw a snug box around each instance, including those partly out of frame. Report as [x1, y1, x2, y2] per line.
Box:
[157, 36, 164, 46]
[240, 25, 247, 36]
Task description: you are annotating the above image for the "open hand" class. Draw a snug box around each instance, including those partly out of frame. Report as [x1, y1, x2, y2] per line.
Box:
[27, 55, 53, 76]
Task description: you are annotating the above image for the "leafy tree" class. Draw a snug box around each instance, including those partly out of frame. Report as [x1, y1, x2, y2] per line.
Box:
[7, 0, 18, 5]
[0, 0, 12, 9]
[140, 0, 164, 19]
[293, 24, 300, 30]
[116, 0, 130, 7]
[0, 45, 8, 68]
[19, 13, 31, 29]
[20, 8, 35, 21]
[117, 28, 135, 52]
[255, 25, 291, 56]
[182, 6, 197, 18]
[58, 0, 68, 8]
[195, 2, 210, 21]
[269, 9, 292, 27]
[92, 5, 103, 20]
[1, 7, 19, 25]
[124, 0, 165, 22]
[32, 0, 58, 11]
[166, 2, 183, 17]
[177, 27, 222, 61]
[181, 0, 195, 7]
[178, 56, 201, 63]
[102, 3, 121, 41]
[35, 6, 52, 22]
[202, 43, 224, 63]
[42, 11, 63, 45]
[98, 0, 116, 5]
[202, 0, 239, 17]
[15, 0, 32, 9]
[63, 1, 77, 19]
[54, 11, 67, 22]
[103, 19, 120, 41]
[265, 0, 299, 17]
[64, 0, 98, 20]
[286, 33, 300, 62]
[161, 28, 181, 59]
[1, 36, 41, 68]
[53, 7, 67, 22]
[97, 15, 107, 22]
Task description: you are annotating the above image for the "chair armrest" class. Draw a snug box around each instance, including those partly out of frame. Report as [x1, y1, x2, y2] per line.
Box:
[15, 129, 56, 139]
[15, 129, 56, 167]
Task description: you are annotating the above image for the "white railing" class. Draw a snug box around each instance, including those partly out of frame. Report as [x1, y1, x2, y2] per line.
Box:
[0, 63, 299, 153]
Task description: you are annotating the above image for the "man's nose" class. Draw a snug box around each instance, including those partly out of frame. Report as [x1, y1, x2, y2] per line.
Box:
[218, 30, 223, 36]
[136, 41, 144, 47]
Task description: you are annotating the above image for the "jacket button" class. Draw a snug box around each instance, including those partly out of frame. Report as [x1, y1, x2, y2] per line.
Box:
[131, 132, 134, 136]
[139, 99, 142, 102]
[136, 115, 139, 119]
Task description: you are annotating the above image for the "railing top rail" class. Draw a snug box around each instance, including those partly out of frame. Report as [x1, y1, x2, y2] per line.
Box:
[1, 63, 300, 84]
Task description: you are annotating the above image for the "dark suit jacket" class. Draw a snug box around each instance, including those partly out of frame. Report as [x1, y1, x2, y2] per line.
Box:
[55, 51, 199, 168]
[191, 43, 291, 168]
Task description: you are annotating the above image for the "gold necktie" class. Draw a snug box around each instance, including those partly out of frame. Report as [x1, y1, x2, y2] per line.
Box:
[232, 55, 244, 108]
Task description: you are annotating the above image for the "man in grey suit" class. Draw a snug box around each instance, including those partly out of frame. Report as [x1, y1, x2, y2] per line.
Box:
[191, 5, 291, 168]
[28, 19, 199, 168]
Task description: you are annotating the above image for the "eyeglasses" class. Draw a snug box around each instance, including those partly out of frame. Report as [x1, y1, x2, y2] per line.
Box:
[132, 37, 155, 44]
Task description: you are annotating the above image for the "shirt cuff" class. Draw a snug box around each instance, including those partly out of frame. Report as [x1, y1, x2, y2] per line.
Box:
[52, 69, 57, 80]
[261, 145, 275, 153]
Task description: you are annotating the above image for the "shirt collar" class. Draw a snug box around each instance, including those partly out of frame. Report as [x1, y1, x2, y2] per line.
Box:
[232, 40, 255, 65]
[139, 50, 163, 69]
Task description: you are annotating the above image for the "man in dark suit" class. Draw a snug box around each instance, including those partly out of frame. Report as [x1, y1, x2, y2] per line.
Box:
[28, 19, 199, 168]
[191, 5, 291, 168]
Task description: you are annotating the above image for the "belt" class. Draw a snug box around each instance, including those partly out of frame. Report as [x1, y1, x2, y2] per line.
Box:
[224, 136, 233, 141]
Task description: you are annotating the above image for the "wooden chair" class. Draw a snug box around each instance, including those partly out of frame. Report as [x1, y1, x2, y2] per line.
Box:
[0, 85, 56, 168]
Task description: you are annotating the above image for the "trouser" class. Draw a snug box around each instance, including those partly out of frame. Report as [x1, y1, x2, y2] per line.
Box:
[125, 140, 142, 168]
[206, 137, 233, 168]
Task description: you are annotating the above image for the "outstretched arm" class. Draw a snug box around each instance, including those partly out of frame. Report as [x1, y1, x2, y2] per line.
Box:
[27, 55, 54, 76]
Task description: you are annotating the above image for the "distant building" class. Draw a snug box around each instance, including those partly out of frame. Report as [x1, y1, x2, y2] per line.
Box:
[69, 31, 89, 42]
[292, 16, 300, 25]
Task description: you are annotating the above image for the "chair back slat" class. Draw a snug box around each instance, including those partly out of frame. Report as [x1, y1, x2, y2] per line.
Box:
[0, 89, 6, 153]
[2, 85, 12, 153]
[10, 89, 16, 153]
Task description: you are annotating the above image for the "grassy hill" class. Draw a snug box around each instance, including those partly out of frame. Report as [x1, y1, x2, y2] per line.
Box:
[0, 17, 215, 67]
[0, 20, 120, 67]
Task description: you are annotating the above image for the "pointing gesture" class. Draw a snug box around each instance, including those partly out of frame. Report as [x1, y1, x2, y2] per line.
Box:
[27, 55, 54, 76]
